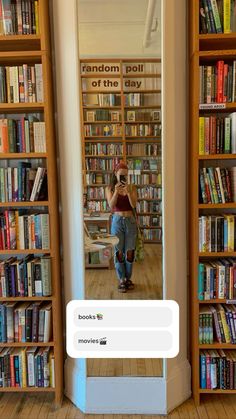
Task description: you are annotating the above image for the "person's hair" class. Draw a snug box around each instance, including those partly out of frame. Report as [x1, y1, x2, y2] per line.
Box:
[109, 172, 118, 192]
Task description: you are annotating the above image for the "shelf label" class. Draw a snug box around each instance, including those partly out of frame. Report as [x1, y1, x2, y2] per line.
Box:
[199, 103, 226, 110]
[66, 300, 179, 358]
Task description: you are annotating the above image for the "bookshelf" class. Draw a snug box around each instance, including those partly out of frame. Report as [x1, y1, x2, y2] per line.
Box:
[190, 0, 236, 405]
[80, 58, 162, 243]
[0, 0, 63, 407]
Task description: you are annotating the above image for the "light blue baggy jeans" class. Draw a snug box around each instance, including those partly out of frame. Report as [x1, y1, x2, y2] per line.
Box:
[111, 214, 137, 281]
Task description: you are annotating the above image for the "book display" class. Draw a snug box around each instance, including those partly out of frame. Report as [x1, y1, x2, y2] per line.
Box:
[190, 0, 236, 404]
[0, 0, 63, 407]
[80, 59, 162, 243]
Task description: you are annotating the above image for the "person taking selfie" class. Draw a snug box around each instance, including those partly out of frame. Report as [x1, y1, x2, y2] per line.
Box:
[105, 161, 137, 293]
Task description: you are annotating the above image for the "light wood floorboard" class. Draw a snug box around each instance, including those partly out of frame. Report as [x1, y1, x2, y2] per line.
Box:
[2, 394, 236, 418]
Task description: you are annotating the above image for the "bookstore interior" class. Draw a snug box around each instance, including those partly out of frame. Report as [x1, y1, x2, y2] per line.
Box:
[78, 0, 163, 379]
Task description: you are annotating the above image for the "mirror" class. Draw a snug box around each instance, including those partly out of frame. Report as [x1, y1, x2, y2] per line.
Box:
[78, 0, 163, 377]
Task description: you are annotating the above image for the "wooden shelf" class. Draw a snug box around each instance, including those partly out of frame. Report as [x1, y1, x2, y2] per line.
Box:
[84, 138, 122, 143]
[0, 296, 53, 301]
[199, 389, 236, 394]
[124, 90, 161, 94]
[0, 342, 55, 347]
[0, 201, 49, 207]
[0, 387, 55, 392]
[199, 252, 236, 257]
[84, 136, 122, 139]
[85, 155, 123, 158]
[0, 35, 41, 52]
[124, 105, 161, 109]
[199, 343, 236, 349]
[0, 249, 50, 254]
[125, 121, 161, 124]
[0, 103, 44, 111]
[198, 203, 236, 209]
[125, 136, 161, 139]
[198, 299, 235, 304]
[198, 154, 236, 160]
[83, 105, 121, 109]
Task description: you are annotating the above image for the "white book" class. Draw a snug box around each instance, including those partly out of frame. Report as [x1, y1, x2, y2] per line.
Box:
[218, 264, 225, 299]
[230, 112, 236, 153]
[41, 214, 50, 249]
[24, 120, 30, 152]
[30, 167, 43, 201]
[216, 167, 225, 203]
[7, 167, 12, 202]
[39, 122, 46, 152]
[33, 122, 40, 152]
[27, 347, 38, 386]
[18, 215, 25, 249]
[43, 303, 52, 342]
[35, 64, 44, 102]
[13, 66, 19, 103]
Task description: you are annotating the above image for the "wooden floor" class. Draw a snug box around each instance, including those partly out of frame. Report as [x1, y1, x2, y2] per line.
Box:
[85, 244, 162, 300]
[85, 244, 163, 377]
[3, 393, 236, 418]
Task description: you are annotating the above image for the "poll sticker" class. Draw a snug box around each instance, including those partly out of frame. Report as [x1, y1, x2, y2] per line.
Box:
[66, 300, 179, 358]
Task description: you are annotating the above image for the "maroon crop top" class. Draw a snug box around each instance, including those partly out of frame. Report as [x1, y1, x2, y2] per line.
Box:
[113, 193, 133, 212]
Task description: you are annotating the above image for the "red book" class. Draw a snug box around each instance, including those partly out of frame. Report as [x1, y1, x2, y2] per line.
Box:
[223, 64, 229, 103]
[10, 352, 15, 387]
[217, 61, 224, 103]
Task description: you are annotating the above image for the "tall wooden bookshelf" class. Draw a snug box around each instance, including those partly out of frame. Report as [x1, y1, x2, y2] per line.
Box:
[80, 58, 162, 243]
[190, 0, 236, 405]
[0, 0, 63, 407]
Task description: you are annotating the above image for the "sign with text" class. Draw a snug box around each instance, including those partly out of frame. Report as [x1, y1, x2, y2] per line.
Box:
[66, 300, 179, 358]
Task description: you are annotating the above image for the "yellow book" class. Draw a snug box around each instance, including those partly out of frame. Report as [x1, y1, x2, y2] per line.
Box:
[226, 214, 235, 251]
[35, 1, 39, 35]
[218, 304, 231, 343]
[21, 348, 27, 388]
[49, 350, 55, 388]
[199, 117, 205, 155]
[224, 0, 231, 33]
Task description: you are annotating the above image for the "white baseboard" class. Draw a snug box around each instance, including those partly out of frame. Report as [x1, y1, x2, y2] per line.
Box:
[166, 358, 192, 413]
[64, 357, 86, 412]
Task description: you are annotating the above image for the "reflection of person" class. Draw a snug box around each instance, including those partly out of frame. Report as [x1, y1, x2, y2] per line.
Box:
[105, 161, 137, 293]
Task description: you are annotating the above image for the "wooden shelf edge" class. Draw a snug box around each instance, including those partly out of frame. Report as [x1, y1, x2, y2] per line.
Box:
[0, 342, 55, 347]
[0, 387, 55, 392]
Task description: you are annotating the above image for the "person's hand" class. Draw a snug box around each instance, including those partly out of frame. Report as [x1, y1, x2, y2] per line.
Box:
[114, 182, 124, 194]
[121, 184, 128, 195]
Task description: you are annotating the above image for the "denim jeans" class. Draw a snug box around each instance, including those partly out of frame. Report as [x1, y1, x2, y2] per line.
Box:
[111, 214, 137, 282]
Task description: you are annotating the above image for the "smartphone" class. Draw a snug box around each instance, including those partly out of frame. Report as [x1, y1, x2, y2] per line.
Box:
[120, 175, 127, 184]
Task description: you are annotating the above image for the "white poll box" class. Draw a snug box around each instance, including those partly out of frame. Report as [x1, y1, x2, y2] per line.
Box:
[66, 300, 179, 358]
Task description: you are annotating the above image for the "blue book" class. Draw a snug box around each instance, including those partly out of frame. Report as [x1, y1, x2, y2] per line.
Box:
[198, 263, 205, 300]
[224, 218, 228, 251]
[14, 355, 20, 386]
[200, 353, 206, 389]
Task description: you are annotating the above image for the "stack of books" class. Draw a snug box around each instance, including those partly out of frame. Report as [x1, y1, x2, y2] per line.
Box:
[199, 214, 236, 252]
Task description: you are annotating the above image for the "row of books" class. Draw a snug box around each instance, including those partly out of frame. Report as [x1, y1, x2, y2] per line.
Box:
[199, 114, 236, 154]
[199, 62, 236, 104]
[84, 109, 121, 122]
[0, 165, 47, 202]
[142, 228, 162, 241]
[0, 255, 51, 297]
[125, 124, 160, 137]
[199, 214, 236, 252]
[83, 93, 121, 107]
[125, 110, 161, 122]
[199, 304, 236, 344]
[0, 118, 46, 153]
[127, 158, 160, 171]
[126, 144, 161, 156]
[200, 350, 236, 390]
[0, 0, 39, 35]
[85, 143, 123, 156]
[138, 215, 162, 227]
[198, 259, 236, 300]
[85, 158, 120, 171]
[85, 173, 111, 186]
[124, 93, 146, 107]
[86, 187, 105, 200]
[0, 301, 52, 343]
[137, 186, 162, 200]
[0, 64, 43, 104]
[0, 211, 50, 250]
[84, 124, 122, 137]
[128, 173, 160, 185]
[199, 166, 235, 204]
[199, 0, 236, 34]
[87, 200, 109, 212]
[136, 200, 161, 213]
[0, 346, 55, 388]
